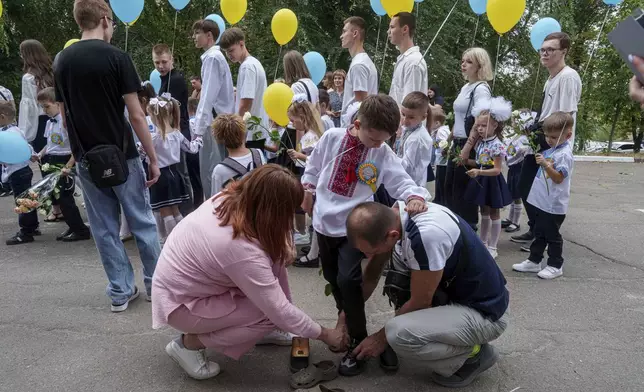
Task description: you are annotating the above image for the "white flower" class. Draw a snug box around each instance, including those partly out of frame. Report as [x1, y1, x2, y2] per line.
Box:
[38, 209, 47, 216]
[242, 112, 252, 122]
[41, 163, 51, 172]
[512, 110, 520, 117]
[438, 140, 449, 149]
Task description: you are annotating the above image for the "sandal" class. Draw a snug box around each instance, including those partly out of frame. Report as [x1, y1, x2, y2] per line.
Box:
[44, 212, 64, 222]
[289, 361, 338, 390]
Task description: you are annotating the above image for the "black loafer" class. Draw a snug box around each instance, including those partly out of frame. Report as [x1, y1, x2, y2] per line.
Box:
[379, 345, 399, 372]
[61, 232, 91, 242]
[56, 229, 72, 241]
[293, 255, 319, 268]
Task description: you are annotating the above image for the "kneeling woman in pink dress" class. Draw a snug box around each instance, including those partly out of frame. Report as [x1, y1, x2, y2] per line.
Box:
[151, 164, 347, 380]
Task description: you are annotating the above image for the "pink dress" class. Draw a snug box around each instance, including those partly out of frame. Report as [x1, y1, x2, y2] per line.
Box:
[152, 198, 322, 359]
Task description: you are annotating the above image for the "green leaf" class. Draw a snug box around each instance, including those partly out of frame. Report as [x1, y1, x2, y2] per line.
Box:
[324, 284, 333, 297]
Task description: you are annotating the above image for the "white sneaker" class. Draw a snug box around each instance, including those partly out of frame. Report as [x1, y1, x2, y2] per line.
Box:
[165, 340, 221, 380]
[538, 266, 563, 280]
[294, 232, 310, 246]
[512, 260, 542, 273]
[256, 329, 294, 346]
[487, 247, 498, 259]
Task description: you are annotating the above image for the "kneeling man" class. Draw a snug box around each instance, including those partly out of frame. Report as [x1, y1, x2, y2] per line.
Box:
[347, 201, 509, 388]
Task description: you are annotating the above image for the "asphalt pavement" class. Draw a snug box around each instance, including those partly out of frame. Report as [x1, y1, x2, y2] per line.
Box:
[0, 162, 642, 392]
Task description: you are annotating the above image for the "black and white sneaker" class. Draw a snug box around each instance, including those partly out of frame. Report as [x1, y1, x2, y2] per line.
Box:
[339, 339, 366, 377]
[6, 232, 35, 246]
[510, 231, 534, 244]
[111, 286, 140, 313]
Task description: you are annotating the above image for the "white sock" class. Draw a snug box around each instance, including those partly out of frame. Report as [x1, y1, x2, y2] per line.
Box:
[174, 214, 184, 224]
[489, 219, 502, 250]
[479, 215, 491, 246]
[306, 232, 319, 259]
[155, 212, 166, 240]
[163, 216, 177, 237]
[510, 203, 523, 225]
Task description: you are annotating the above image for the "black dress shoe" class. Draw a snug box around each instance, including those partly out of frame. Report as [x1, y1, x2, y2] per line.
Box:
[379, 345, 399, 372]
[61, 231, 91, 242]
[56, 229, 72, 241]
[293, 255, 319, 268]
[501, 219, 512, 229]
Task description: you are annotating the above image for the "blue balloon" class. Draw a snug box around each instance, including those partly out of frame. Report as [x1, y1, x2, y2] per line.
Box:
[370, 0, 387, 16]
[111, 0, 144, 24]
[0, 131, 31, 164]
[168, 0, 191, 11]
[468, 0, 487, 15]
[150, 70, 162, 94]
[415, 0, 425, 2]
[530, 17, 562, 51]
[603, 0, 623, 5]
[303, 52, 327, 86]
[205, 14, 226, 44]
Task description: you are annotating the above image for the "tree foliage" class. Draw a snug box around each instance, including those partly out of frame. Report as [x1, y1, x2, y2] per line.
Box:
[1, 0, 644, 150]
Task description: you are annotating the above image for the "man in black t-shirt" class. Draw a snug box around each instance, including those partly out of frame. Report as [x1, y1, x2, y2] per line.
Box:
[54, 0, 161, 313]
[153, 44, 203, 209]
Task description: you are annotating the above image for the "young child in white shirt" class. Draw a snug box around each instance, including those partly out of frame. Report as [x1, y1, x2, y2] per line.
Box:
[301, 94, 430, 374]
[188, 97, 199, 140]
[395, 92, 433, 187]
[512, 112, 574, 280]
[430, 108, 450, 205]
[319, 90, 335, 132]
[35, 87, 90, 242]
[0, 101, 39, 246]
[148, 96, 202, 241]
[211, 114, 266, 196]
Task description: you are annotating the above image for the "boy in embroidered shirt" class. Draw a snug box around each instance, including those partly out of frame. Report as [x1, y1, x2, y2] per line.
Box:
[301, 94, 430, 376]
[0, 101, 40, 245]
[512, 112, 574, 280]
[395, 92, 433, 187]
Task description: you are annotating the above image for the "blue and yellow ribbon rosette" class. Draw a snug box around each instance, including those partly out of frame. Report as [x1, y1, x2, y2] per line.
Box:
[356, 161, 378, 193]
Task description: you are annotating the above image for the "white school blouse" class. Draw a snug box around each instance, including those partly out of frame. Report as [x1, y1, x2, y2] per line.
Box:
[302, 128, 431, 237]
[152, 130, 201, 169]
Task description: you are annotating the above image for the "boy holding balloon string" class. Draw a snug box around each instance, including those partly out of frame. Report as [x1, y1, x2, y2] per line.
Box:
[301, 94, 430, 376]
[0, 101, 40, 246]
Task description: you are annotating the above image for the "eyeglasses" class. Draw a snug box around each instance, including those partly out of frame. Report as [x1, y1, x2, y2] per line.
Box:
[105, 16, 118, 31]
[539, 47, 561, 56]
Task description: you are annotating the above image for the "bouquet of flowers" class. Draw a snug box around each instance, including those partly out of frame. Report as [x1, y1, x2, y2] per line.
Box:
[14, 164, 70, 216]
[437, 139, 451, 165]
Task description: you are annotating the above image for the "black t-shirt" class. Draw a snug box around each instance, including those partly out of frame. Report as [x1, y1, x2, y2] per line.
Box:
[54, 39, 140, 161]
[160, 70, 190, 140]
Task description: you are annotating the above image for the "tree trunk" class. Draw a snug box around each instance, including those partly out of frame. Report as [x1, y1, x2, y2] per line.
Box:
[607, 104, 622, 154]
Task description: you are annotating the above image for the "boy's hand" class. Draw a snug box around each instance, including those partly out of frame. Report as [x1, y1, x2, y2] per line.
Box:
[535, 154, 547, 167]
[61, 167, 71, 177]
[302, 191, 314, 215]
[30, 154, 40, 163]
[405, 199, 427, 215]
[466, 168, 480, 178]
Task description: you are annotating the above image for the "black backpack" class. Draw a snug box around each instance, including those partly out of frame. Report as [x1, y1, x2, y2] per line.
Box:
[220, 148, 264, 188]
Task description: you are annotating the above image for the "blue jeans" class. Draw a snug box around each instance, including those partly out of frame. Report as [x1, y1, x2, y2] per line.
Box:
[77, 158, 160, 304]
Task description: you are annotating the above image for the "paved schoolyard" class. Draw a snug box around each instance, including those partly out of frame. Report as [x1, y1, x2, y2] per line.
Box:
[0, 162, 642, 392]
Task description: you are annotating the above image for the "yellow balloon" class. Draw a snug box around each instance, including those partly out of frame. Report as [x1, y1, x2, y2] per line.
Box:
[0, 0, 3, 18]
[381, 0, 414, 17]
[487, 0, 526, 34]
[271, 9, 298, 46]
[221, 0, 247, 25]
[64, 39, 80, 49]
[263, 83, 294, 127]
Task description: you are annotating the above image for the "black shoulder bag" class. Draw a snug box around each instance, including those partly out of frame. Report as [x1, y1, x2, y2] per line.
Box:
[80, 120, 130, 188]
[296, 81, 313, 102]
[463, 82, 490, 137]
[383, 213, 470, 310]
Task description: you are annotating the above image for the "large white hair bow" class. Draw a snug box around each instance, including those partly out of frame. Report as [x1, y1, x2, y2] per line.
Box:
[292, 93, 308, 103]
[472, 96, 512, 122]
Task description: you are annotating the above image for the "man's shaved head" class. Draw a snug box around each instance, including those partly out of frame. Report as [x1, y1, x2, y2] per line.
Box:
[347, 202, 398, 247]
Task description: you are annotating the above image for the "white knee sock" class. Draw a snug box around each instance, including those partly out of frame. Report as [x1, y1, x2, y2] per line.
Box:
[489, 219, 502, 250]
[174, 213, 184, 224]
[154, 212, 166, 240]
[163, 216, 177, 238]
[479, 215, 491, 246]
[306, 232, 319, 259]
[510, 203, 523, 225]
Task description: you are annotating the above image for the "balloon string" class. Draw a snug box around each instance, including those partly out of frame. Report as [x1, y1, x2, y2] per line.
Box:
[416, 3, 420, 18]
[472, 15, 479, 47]
[375, 16, 381, 58]
[167, 11, 179, 96]
[125, 25, 129, 52]
[492, 35, 501, 93]
[582, 8, 610, 79]
[274, 45, 283, 81]
[530, 61, 541, 110]
[419, 0, 460, 64]
[380, 40, 388, 85]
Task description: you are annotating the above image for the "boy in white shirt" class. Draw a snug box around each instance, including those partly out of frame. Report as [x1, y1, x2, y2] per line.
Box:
[188, 97, 199, 140]
[0, 101, 39, 245]
[301, 94, 430, 376]
[395, 92, 433, 187]
[340, 17, 378, 126]
[430, 107, 450, 205]
[211, 114, 265, 196]
[512, 112, 574, 280]
[319, 90, 334, 132]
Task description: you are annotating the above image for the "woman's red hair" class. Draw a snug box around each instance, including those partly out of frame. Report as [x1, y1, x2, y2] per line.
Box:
[214, 164, 304, 263]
